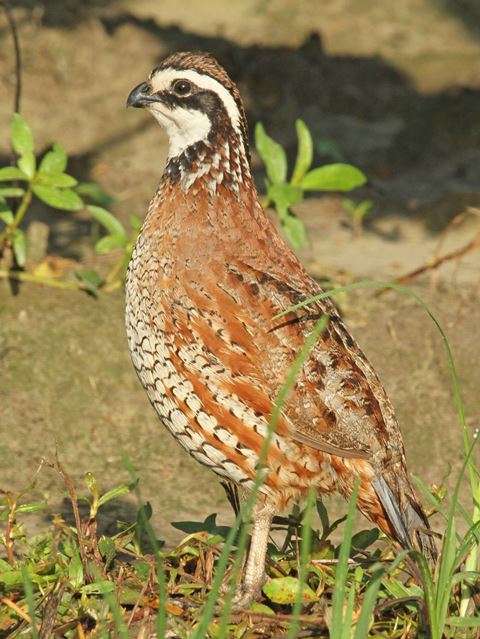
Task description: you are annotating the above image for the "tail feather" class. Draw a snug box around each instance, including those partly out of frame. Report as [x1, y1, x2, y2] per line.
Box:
[373, 476, 438, 562]
[373, 477, 412, 549]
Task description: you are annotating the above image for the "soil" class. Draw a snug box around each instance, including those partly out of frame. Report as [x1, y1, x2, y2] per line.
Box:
[0, 0, 479, 544]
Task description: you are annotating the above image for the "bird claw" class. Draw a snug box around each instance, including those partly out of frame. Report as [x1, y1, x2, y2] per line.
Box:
[218, 573, 267, 613]
[230, 584, 264, 612]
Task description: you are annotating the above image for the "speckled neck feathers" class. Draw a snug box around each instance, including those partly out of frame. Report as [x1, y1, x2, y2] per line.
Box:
[163, 135, 252, 193]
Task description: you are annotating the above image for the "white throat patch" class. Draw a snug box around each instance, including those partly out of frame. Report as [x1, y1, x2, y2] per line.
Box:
[150, 106, 211, 159]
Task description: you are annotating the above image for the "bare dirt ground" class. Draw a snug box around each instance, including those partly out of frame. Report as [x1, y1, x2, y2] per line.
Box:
[1, 0, 479, 543]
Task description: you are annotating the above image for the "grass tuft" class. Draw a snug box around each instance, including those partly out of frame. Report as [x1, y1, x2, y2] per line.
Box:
[1, 282, 478, 637]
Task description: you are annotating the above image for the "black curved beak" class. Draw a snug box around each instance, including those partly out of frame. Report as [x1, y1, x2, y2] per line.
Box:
[127, 81, 155, 108]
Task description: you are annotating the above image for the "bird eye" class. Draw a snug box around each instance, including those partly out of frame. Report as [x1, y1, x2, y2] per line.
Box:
[172, 80, 192, 96]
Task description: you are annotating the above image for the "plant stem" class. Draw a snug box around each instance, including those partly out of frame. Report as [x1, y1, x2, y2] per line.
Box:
[5, 501, 15, 566]
[0, 269, 84, 291]
[104, 252, 129, 287]
[0, 186, 32, 249]
[460, 477, 480, 615]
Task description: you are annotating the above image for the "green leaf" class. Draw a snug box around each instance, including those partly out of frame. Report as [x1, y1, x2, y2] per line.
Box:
[263, 576, 317, 604]
[76, 182, 114, 206]
[136, 501, 153, 524]
[35, 172, 77, 188]
[342, 197, 373, 221]
[445, 616, 480, 628]
[0, 558, 12, 571]
[0, 166, 28, 181]
[88, 205, 125, 236]
[32, 184, 83, 210]
[291, 119, 313, 185]
[119, 585, 145, 606]
[137, 501, 153, 524]
[0, 210, 14, 225]
[0, 185, 25, 197]
[129, 214, 142, 233]
[80, 580, 116, 595]
[350, 528, 379, 551]
[255, 122, 287, 184]
[16, 501, 48, 514]
[97, 481, 137, 508]
[353, 199, 373, 220]
[316, 500, 330, 538]
[85, 471, 100, 500]
[98, 537, 116, 567]
[12, 228, 27, 266]
[134, 561, 151, 580]
[301, 163, 367, 191]
[95, 234, 129, 254]
[75, 269, 103, 293]
[249, 602, 275, 615]
[267, 183, 303, 215]
[68, 552, 84, 589]
[172, 513, 230, 539]
[11, 113, 34, 157]
[17, 152, 36, 179]
[39, 143, 67, 173]
[282, 213, 307, 249]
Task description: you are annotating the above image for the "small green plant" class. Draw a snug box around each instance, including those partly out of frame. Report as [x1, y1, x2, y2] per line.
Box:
[342, 197, 373, 236]
[79, 206, 141, 294]
[0, 113, 85, 268]
[0, 113, 138, 293]
[255, 119, 367, 248]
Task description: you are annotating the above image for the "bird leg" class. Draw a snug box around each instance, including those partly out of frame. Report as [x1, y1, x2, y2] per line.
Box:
[231, 495, 276, 611]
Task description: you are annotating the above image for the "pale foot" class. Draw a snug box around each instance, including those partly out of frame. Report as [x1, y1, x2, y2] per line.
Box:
[230, 579, 266, 612]
[217, 572, 267, 612]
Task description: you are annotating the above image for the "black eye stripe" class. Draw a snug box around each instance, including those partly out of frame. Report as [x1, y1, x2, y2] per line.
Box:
[154, 88, 224, 114]
[151, 87, 244, 146]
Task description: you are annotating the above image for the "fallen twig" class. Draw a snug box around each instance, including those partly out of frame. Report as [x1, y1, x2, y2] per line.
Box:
[376, 210, 480, 295]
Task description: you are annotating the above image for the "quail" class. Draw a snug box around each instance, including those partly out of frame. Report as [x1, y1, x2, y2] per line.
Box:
[126, 51, 436, 609]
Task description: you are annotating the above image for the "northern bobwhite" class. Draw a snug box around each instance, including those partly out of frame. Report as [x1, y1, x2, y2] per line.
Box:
[126, 51, 436, 608]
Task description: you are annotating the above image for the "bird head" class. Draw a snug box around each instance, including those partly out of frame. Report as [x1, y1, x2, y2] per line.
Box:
[127, 51, 250, 163]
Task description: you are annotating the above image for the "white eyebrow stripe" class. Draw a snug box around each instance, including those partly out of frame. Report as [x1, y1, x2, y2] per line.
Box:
[150, 68, 242, 132]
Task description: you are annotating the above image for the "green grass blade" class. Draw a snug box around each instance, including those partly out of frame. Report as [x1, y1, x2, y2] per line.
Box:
[342, 586, 357, 639]
[215, 496, 258, 637]
[411, 550, 438, 639]
[445, 616, 480, 628]
[20, 565, 39, 639]
[353, 567, 383, 639]
[330, 478, 360, 638]
[287, 486, 316, 639]
[436, 433, 480, 627]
